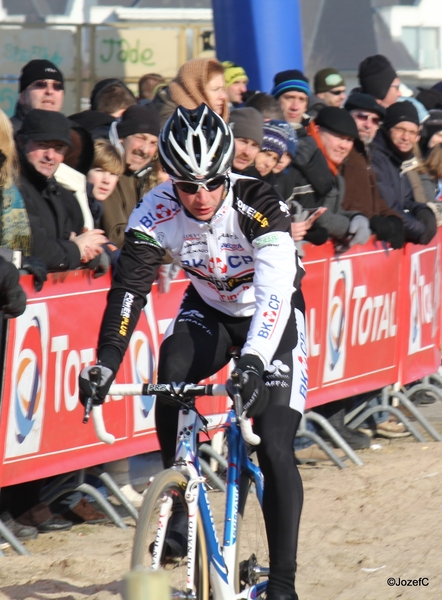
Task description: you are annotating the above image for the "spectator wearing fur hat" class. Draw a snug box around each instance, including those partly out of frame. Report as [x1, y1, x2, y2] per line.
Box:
[371, 101, 437, 245]
[358, 54, 401, 109]
[223, 61, 248, 107]
[308, 68, 346, 118]
[102, 103, 161, 248]
[341, 93, 405, 249]
[229, 107, 263, 174]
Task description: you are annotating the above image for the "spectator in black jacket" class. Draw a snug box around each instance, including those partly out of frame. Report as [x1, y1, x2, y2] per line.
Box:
[371, 101, 437, 245]
[16, 110, 108, 272]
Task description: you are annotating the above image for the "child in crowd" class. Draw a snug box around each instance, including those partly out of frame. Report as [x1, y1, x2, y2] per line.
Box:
[253, 120, 288, 179]
[86, 140, 125, 265]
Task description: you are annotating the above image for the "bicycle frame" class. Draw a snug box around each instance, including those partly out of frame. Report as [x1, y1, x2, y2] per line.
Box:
[173, 405, 267, 600]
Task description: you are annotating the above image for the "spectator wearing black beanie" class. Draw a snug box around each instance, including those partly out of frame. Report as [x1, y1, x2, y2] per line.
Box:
[371, 101, 437, 245]
[358, 54, 400, 108]
[101, 103, 162, 249]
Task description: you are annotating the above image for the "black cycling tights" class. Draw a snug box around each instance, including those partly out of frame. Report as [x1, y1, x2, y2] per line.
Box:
[155, 288, 304, 596]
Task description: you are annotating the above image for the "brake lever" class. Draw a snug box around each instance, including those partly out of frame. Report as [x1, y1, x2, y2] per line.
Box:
[83, 366, 100, 424]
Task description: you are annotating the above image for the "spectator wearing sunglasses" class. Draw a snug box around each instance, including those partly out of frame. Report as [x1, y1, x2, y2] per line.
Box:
[340, 93, 405, 249]
[11, 59, 64, 134]
[308, 68, 346, 118]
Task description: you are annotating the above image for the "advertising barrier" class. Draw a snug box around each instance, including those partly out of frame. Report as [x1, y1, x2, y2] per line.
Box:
[0, 231, 441, 486]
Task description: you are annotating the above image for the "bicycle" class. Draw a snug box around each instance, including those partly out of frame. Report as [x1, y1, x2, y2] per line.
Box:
[87, 370, 269, 600]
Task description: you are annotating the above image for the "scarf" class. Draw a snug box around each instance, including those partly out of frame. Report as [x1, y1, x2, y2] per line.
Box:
[306, 121, 339, 176]
[1, 184, 32, 255]
[169, 58, 230, 122]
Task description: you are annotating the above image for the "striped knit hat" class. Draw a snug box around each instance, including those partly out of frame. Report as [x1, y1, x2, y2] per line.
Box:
[271, 69, 311, 99]
[262, 120, 288, 158]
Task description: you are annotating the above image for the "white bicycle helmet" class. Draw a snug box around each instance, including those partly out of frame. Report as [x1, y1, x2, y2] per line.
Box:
[159, 103, 234, 181]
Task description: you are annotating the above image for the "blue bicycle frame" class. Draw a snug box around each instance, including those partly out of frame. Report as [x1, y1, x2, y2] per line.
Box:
[175, 406, 267, 600]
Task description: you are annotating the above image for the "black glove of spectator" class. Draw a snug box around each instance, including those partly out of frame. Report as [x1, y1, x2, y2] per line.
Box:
[412, 205, 437, 245]
[227, 354, 269, 418]
[0, 258, 27, 319]
[92, 252, 110, 279]
[79, 363, 115, 406]
[21, 256, 48, 292]
[369, 215, 405, 249]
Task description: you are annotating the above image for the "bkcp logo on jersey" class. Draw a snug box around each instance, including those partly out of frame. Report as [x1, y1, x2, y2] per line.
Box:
[5, 304, 49, 458]
[323, 260, 353, 383]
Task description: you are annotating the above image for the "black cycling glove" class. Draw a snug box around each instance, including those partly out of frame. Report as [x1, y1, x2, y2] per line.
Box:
[228, 354, 269, 418]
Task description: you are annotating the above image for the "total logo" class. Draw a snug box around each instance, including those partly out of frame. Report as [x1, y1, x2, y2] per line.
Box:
[408, 250, 438, 355]
[323, 262, 351, 382]
[5, 304, 49, 458]
[129, 330, 156, 431]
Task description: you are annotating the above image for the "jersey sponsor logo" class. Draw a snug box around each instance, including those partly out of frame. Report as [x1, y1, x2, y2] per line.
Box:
[258, 295, 281, 339]
[236, 198, 269, 228]
[254, 233, 280, 248]
[119, 292, 134, 337]
[208, 257, 227, 276]
[219, 243, 244, 251]
[155, 204, 172, 219]
[279, 200, 290, 215]
[267, 359, 290, 377]
[133, 230, 162, 247]
[139, 202, 180, 229]
[181, 310, 204, 319]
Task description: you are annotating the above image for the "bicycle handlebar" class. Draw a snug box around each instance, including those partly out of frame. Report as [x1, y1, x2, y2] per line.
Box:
[88, 381, 261, 446]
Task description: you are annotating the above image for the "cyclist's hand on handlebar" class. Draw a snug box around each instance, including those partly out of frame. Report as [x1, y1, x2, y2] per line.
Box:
[227, 354, 269, 418]
[79, 364, 115, 406]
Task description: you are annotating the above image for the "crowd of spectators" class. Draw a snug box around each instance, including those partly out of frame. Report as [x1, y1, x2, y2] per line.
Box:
[0, 49, 441, 545]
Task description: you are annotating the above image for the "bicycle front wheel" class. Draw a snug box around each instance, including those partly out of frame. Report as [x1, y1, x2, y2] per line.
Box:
[131, 469, 209, 600]
[235, 471, 269, 594]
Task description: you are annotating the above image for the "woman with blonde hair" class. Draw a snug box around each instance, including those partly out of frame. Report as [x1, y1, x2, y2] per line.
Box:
[153, 58, 229, 125]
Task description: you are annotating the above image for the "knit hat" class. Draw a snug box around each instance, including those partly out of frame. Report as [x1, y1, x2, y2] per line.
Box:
[20, 109, 72, 146]
[358, 54, 397, 101]
[117, 104, 161, 139]
[275, 121, 298, 157]
[383, 100, 419, 130]
[271, 70, 311, 99]
[314, 68, 345, 94]
[315, 106, 359, 139]
[344, 92, 386, 119]
[19, 59, 64, 93]
[262, 120, 288, 158]
[229, 107, 263, 146]
[418, 109, 442, 155]
[222, 61, 248, 87]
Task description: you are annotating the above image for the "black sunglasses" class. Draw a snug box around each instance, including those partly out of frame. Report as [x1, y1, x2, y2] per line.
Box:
[173, 175, 226, 195]
[33, 80, 64, 92]
[328, 88, 346, 96]
[353, 112, 382, 126]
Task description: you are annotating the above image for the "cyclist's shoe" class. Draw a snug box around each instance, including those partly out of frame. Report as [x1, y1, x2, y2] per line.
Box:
[149, 532, 187, 563]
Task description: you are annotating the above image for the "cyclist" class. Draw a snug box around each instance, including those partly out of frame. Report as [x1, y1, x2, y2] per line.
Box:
[80, 103, 306, 600]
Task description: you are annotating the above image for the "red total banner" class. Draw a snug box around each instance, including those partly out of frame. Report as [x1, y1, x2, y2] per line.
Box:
[0, 270, 229, 487]
[0, 232, 441, 486]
